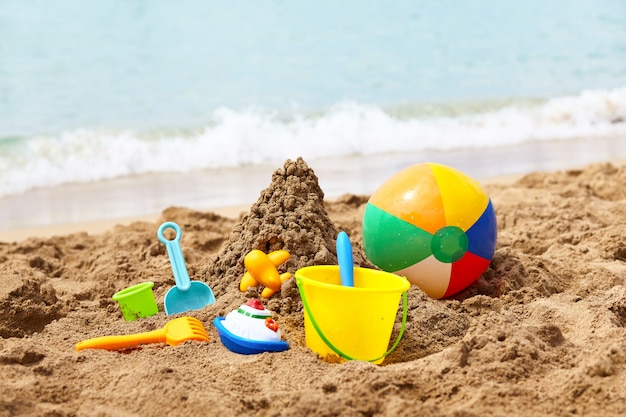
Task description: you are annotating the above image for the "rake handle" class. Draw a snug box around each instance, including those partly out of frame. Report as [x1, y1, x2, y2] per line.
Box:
[76, 328, 166, 351]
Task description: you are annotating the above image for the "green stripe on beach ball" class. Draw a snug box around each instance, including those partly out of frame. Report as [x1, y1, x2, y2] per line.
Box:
[431, 226, 468, 263]
[362, 203, 433, 271]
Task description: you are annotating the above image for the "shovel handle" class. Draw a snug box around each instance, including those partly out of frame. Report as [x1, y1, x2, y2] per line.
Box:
[158, 222, 191, 291]
[337, 231, 354, 287]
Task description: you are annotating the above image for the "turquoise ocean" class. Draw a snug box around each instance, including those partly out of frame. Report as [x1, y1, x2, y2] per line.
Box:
[1, 0, 626, 201]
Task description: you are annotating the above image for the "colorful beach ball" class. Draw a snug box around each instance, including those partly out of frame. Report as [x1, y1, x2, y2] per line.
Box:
[362, 163, 497, 299]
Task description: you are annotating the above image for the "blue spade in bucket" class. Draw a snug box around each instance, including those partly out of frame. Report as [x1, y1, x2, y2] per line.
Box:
[336, 231, 354, 287]
[158, 222, 216, 315]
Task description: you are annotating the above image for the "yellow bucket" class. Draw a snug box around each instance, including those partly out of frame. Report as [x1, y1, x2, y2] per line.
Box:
[295, 265, 410, 364]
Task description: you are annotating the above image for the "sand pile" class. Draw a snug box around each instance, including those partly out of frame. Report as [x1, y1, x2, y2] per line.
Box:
[0, 160, 625, 416]
[205, 157, 372, 315]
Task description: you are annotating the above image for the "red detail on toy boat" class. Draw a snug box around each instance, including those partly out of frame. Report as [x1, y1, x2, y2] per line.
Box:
[246, 298, 265, 310]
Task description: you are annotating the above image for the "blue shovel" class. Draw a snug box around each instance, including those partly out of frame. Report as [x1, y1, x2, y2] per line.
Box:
[336, 231, 354, 287]
[158, 222, 216, 315]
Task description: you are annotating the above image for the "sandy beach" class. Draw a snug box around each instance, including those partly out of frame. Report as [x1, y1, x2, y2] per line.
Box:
[1, 156, 626, 416]
[3, 2, 626, 415]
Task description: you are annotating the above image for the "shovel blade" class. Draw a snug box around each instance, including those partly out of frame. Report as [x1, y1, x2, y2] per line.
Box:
[164, 281, 216, 315]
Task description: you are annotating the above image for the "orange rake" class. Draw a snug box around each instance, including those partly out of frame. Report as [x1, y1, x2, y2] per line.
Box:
[76, 316, 209, 351]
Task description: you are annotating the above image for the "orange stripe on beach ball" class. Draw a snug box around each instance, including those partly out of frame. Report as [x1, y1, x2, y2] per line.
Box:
[368, 163, 446, 234]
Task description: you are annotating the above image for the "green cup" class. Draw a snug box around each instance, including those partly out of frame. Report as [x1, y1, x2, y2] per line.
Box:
[112, 282, 159, 321]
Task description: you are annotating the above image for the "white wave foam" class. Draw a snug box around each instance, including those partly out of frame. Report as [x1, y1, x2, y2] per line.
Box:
[1, 88, 625, 197]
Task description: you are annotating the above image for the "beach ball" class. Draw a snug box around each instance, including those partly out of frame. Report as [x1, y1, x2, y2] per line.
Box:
[362, 163, 497, 299]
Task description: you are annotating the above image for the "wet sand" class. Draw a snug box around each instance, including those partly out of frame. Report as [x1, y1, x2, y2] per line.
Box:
[1, 134, 625, 240]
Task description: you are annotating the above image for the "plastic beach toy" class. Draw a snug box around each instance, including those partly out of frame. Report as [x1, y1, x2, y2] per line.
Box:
[336, 231, 354, 287]
[239, 250, 291, 298]
[158, 222, 216, 315]
[362, 163, 497, 299]
[296, 265, 409, 365]
[112, 281, 158, 321]
[75, 317, 209, 351]
[213, 299, 289, 354]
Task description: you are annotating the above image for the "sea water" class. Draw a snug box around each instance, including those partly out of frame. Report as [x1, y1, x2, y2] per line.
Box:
[1, 0, 626, 199]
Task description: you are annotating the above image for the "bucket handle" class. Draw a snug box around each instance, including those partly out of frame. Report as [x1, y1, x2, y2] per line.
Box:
[297, 277, 408, 363]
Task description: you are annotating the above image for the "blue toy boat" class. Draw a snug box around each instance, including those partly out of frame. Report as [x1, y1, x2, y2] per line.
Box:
[213, 317, 289, 355]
